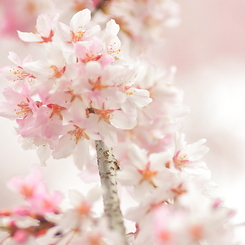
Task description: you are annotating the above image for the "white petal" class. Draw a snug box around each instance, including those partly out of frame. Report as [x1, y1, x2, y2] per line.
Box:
[117, 166, 141, 186]
[53, 134, 76, 159]
[103, 19, 120, 46]
[98, 120, 117, 147]
[36, 14, 52, 37]
[8, 52, 21, 65]
[17, 31, 43, 42]
[73, 139, 91, 171]
[23, 60, 49, 78]
[149, 152, 171, 170]
[111, 110, 137, 130]
[130, 88, 152, 108]
[85, 61, 102, 80]
[70, 9, 91, 31]
[68, 189, 85, 207]
[128, 144, 148, 169]
[46, 43, 65, 68]
[83, 25, 101, 39]
[2, 87, 24, 104]
[87, 186, 101, 204]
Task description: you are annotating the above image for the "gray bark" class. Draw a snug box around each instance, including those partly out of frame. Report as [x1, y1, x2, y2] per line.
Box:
[95, 140, 128, 245]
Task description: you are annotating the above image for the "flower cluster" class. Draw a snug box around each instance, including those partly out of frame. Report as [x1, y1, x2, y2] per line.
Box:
[0, 169, 124, 245]
[0, 9, 152, 169]
[0, 169, 62, 244]
[115, 133, 237, 244]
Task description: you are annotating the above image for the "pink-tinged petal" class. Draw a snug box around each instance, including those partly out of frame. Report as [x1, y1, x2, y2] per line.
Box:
[117, 166, 142, 186]
[86, 186, 101, 204]
[129, 88, 153, 107]
[98, 120, 117, 147]
[73, 41, 88, 59]
[7, 169, 45, 198]
[134, 180, 154, 200]
[74, 39, 103, 62]
[52, 134, 76, 159]
[17, 31, 43, 42]
[99, 53, 115, 66]
[185, 139, 209, 161]
[22, 54, 33, 64]
[0, 101, 18, 119]
[3, 87, 26, 104]
[103, 89, 126, 106]
[0, 87, 33, 119]
[85, 61, 102, 79]
[23, 60, 55, 80]
[30, 190, 63, 214]
[103, 19, 120, 45]
[70, 9, 91, 32]
[111, 110, 137, 130]
[46, 42, 65, 68]
[68, 189, 86, 207]
[83, 25, 101, 39]
[73, 139, 91, 171]
[43, 120, 63, 139]
[128, 144, 148, 169]
[56, 22, 71, 41]
[79, 162, 100, 183]
[149, 152, 171, 170]
[83, 114, 101, 139]
[64, 97, 86, 122]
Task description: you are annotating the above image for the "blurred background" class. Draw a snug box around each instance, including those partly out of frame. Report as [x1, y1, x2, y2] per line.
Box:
[0, 0, 245, 243]
[162, 0, 245, 241]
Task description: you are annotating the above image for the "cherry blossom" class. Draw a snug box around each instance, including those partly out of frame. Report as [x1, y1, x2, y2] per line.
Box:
[170, 133, 211, 181]
[0, 9, 152, 167]
[117, 143, 175, 199]
[17, 13, 59, 43]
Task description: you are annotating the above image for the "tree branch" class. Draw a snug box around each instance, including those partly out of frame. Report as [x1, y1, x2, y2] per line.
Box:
[95, 140, 128, 245]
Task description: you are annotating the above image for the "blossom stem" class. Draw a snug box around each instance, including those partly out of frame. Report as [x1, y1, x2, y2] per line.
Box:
[95, 140, 128, 245]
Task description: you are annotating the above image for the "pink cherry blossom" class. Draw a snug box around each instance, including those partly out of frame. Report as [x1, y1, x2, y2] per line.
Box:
[17, 13, 59, 43]
[117, 143, 175, 199]
[0, 52, 36, 91]
[171, 133, 211, 180]
[7, 168, 45, 199]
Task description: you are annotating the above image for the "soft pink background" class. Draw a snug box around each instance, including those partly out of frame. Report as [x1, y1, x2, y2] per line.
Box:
[162, 1, 245, 241]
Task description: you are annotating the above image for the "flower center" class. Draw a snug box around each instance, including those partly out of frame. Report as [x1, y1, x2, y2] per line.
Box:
[173, 150, 189, 168]
[15, 101, 32, 119]
[138, 162, 157, 186]
[68, 125, 90, 144]
[47, 104, 66, 120]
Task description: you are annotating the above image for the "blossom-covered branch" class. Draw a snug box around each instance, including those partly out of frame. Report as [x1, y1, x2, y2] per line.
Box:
[0, 1, 241, 244]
